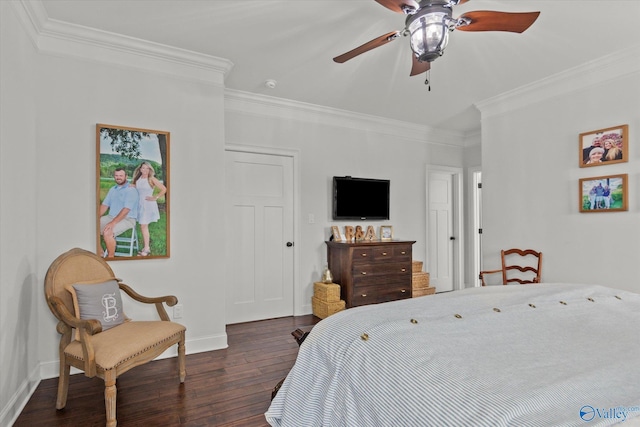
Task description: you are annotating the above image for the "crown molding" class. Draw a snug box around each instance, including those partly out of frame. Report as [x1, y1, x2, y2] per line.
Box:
[13, 0, 233, 86]
[11, 0, 466, 146]
[476, 44, 640, 120]
[224, 89, 467, 147]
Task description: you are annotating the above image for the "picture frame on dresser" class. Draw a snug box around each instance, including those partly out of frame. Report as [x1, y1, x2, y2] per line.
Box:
[579, 124, 628, 167]
[380, 225, 393, 241]
[579, 173, 627, 212]
[96, 124, 170, 259]
[331, 226, 343, 242]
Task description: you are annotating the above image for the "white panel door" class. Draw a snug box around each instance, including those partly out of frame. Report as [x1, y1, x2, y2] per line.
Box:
[428, 171, 454, 292]
[225, 150, 294, 324]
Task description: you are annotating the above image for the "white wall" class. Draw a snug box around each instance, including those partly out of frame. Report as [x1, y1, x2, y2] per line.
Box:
[479, 48, 640, 293]
[1, 3, 469, 423]
[1, 2, 232, 423]
[0, 3, 39, 424]
[224, 97, 467, 310]
[34, 52, 230, 365]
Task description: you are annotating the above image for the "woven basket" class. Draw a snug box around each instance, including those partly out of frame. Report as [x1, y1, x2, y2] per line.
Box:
[412, 261, 423, 273]
[313, 282, 341, 302]
[312, 296, 345, 319]
[412, 272, 430, 289]
[413, 286, 436, 297]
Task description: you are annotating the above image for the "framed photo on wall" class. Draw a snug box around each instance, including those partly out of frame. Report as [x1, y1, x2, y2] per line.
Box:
[579, 174, 627, 213]
[579, 124, 628, 167]
[96, 124, 170, 259]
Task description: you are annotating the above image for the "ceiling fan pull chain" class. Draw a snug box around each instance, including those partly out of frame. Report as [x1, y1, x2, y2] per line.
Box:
[424, 70, 431, 91]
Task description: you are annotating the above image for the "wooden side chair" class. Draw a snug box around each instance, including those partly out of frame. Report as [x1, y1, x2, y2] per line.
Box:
[44, 247, 186, 427]
[480, 248, 542, 286]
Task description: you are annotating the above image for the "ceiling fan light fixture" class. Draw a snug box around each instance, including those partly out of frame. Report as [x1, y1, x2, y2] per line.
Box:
[407, 9, 451, 63]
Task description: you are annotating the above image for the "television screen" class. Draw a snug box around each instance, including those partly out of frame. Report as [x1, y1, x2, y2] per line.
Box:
[332, 176, 390, 220]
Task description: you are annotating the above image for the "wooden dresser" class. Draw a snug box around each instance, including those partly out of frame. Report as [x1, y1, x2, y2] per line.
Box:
[326, 240, 415, 308]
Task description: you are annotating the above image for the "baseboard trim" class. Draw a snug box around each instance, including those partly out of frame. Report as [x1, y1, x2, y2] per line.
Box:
[0, 365, 40, 427]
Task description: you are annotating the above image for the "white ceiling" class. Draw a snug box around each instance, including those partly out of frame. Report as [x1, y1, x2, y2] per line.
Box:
[40, 0, 640, 134]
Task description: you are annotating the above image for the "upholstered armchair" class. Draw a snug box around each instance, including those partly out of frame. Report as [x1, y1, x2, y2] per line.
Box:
[44, 247, 186, 427]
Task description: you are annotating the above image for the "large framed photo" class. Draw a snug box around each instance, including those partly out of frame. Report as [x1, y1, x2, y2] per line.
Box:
[97, 124, 170, 259]
[579, 124, 628, 167]
[579, 174, 627, 213]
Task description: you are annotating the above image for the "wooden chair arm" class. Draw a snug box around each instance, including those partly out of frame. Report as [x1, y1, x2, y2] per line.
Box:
[48, 295, 103, 334]
[118, 283, 178, 321]
[478, 268, 503, 287]
[48, 295, 101, 377]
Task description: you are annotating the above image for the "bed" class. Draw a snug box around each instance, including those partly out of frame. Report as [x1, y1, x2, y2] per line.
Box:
[266, 283, 640, 426]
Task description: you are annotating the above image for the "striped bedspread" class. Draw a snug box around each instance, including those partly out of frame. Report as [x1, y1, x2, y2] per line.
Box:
[266, 283, 640, 426]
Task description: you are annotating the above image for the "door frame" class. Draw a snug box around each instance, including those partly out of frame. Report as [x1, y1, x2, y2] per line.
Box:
[224, 144, 302, 317]
[469, 166, 482, 287]
[425, 165, 464, 291]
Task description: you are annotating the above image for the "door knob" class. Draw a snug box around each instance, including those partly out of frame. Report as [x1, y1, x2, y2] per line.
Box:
[286, 242, 294, 247]
[450, 236, 455, 240]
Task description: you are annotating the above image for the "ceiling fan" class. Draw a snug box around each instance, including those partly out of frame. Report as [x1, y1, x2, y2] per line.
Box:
[333, 0, 541, 77]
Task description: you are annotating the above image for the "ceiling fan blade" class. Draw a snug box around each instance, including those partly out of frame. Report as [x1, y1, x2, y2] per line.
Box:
[374, 0, 419, 14]
[456, 11, 540, 33]
[333, 31, 401, 63]
[410, 55, 430, 76]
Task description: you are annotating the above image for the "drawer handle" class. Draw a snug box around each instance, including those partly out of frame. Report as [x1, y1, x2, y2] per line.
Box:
[361, 253, 367, 257]
[401, 289, 406, 293]
[381, 252, 388, 256]
[401, 268, 406, 272]
[401, 251, 406, 255]
[360, 271, 367, 275]
[361, 294, 367, 297]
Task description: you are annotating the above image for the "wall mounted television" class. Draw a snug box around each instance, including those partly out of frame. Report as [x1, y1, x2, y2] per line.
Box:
[332, 176, 390, 220]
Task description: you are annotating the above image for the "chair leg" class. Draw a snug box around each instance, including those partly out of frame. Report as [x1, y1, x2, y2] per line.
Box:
[178, 334, 186, 383]
[56, 362, 70, 409]
[104, 371, 117, 427]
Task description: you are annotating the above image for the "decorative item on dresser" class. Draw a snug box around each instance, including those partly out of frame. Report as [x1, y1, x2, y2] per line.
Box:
[326, 240, 415, 308]
[331, 225, 343, 242]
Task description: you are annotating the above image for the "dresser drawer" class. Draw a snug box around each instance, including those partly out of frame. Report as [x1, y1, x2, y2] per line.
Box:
[370, 245, 411, 261]
[370, 245, 395, 260]
[351, 283, 412, 307]
[351, 261, 410, 277]
[393, 245, 412, 259]
[350, 248, 374, 264]
[372, 245, 411, 262]
[352, 245, 411, 264]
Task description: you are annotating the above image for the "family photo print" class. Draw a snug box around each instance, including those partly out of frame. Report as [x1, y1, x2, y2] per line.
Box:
[96, 124, 170, 259]
[579, 174, 627, 213]
[579, 124, 628, 168]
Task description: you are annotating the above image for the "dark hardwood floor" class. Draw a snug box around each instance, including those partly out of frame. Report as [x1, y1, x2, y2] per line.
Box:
[14, 315, 320, 427]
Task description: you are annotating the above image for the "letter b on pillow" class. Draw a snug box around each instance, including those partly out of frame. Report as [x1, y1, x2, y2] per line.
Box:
[71, 279, 125, 331]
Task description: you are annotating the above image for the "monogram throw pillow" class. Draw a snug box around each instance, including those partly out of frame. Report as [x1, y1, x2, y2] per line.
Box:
[66, 279, 125, 336]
